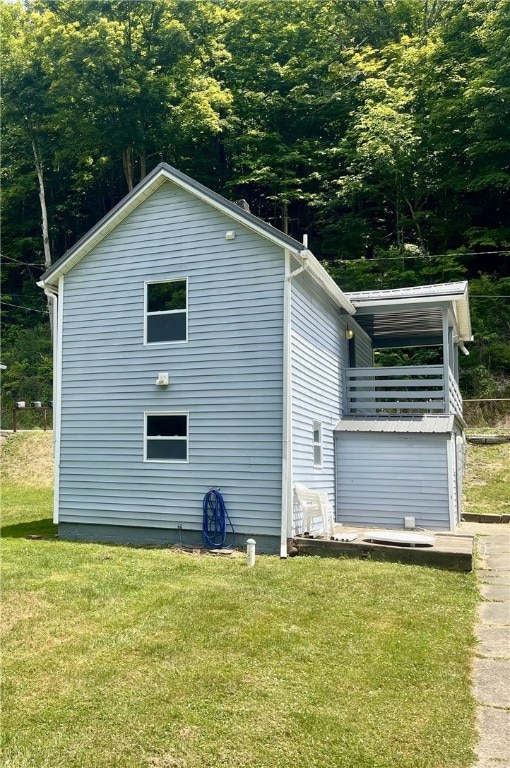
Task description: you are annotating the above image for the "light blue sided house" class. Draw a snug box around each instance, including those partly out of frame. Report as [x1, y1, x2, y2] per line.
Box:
[38, 163, 472, 556]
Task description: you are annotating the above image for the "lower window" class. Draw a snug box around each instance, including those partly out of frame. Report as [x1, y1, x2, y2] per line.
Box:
[145, 412, 188, 462]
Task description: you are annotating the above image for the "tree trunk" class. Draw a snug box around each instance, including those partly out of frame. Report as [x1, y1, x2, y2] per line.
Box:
[122, 147, 135, 190]
[282, 201, 289, 235]
[32, 139, 53, 336]
[139, 150, 147, 180]
[405, 196, 426, 254]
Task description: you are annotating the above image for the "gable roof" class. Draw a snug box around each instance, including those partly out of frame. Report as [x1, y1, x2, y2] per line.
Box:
[38, 162, 354, 314]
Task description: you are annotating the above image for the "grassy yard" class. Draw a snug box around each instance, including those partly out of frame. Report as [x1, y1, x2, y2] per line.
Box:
[2, 433, 478, 768]
[464, 440, 510, 516]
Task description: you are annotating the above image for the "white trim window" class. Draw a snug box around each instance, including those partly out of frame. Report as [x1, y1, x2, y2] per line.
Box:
[145, 412, 189, 462]
[313, 420, 323, 468]
[145, 278, 188, 344]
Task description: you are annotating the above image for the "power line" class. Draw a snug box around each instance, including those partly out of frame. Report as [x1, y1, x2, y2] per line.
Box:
[2, 255, 45, 267]
[335, 250, 510, 263]
[0, 301, 47, 314]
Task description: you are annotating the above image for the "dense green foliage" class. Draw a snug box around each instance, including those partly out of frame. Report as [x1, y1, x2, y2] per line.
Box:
[2, 0, 509, 406]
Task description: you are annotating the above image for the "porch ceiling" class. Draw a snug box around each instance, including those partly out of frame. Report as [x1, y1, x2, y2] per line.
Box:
[346, 281, 472, 344]
[355, 307, 444, 348]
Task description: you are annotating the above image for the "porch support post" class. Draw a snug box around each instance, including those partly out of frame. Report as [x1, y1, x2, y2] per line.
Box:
[442, 306, 450, 413]
[448, 308, 460, 382]
[453, 342, 459, 380]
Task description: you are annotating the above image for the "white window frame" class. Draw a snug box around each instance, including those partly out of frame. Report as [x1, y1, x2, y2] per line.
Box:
[144, 277, 188, 345]
[313, 420, 323, 469]
[144, 411, 189, 463]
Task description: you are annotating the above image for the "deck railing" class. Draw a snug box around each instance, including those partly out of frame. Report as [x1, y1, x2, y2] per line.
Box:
[345, 365, 463, 417]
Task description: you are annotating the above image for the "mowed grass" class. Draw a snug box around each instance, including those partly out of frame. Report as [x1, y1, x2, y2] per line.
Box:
[464, 440, 510, 516]
[2, 433, 478, 768]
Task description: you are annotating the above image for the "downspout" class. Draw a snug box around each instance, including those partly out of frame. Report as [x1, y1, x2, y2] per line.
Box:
[280, 249, 310, 558]
[38, 280, 61, 523]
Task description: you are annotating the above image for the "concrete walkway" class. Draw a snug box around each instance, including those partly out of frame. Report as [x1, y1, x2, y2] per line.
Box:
[460, 523, 510, 767]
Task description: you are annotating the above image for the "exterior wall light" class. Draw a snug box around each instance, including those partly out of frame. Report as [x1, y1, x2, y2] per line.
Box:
[225, 230, 236, 240]
[345, 328, 354, 340]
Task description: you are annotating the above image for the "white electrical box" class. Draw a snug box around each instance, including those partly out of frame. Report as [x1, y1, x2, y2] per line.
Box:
[155, 372, 169, 386]
[404, 516, 416, 530]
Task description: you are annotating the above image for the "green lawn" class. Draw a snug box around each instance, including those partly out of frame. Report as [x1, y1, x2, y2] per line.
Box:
[1, 433, 478, 768]
[464, 441, 510, 516]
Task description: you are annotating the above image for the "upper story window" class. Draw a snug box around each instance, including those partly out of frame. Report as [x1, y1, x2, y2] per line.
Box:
[145, 279, 187, 344]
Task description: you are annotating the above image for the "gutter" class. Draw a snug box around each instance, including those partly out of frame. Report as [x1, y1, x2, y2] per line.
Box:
[280, 250, 310, 559]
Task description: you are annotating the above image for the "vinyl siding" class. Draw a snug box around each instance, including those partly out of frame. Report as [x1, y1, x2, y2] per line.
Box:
[290, 270, 345, 533]
[354, 327, 373, 367]
[335, 432, 451, 530]
[59, 180, 284, 537]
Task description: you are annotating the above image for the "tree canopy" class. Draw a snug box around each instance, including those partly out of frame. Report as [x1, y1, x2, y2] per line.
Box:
[1, 0, 509, 409]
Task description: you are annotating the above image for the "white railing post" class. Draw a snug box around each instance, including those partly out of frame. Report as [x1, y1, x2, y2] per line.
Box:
[442, 307, 450, 414]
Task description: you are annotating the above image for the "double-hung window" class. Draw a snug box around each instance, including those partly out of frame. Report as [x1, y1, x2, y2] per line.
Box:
[145, 279, 187, 344]
[145, 413, 188, 462]
[313, 420, 323, 468]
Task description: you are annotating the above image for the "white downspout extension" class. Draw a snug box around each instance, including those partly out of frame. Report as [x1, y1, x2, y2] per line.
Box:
[280, 249, 310, 558]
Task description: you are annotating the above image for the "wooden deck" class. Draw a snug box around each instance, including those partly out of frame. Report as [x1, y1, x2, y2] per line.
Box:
[294, 527, 474, 571]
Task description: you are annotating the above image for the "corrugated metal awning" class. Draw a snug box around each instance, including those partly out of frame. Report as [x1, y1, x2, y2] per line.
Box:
[355, 308, 444, 347]
[334, 415, 455, 433]
[346, 281, 472, 343]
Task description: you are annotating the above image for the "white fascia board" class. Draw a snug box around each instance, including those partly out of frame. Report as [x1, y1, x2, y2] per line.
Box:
[306, 253, 355, 315]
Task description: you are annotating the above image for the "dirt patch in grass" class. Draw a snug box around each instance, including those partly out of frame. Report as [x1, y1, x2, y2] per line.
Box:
[1, 431, 54, 488]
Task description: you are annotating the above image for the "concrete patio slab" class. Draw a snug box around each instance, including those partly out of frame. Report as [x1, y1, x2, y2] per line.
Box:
[478, 573, 510, 586]
[478, 603, 510, 626]
[473, 659, 510, 708]
[484, 554, 510, 571]
[479, 583, 510, 602]
[476, 626, 510, 658]
[472, 528, 510, 768]
[294, 528, 473, 570]
[484, 539, 510, 554]
[458, 523, 510, 536]
[476, 707, 510, 764]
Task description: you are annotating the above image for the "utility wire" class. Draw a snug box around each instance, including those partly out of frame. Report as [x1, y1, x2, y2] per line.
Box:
[0, 301, 47, 314]
[334, 250, 510, 263]
[2, 255, 45, 267]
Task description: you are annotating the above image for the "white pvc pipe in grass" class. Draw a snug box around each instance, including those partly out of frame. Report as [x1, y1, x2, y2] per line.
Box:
[246, 539, 256, 567]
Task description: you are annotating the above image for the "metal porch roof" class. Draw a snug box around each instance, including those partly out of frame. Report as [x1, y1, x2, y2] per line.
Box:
[334, 415, 455, 433]
[345, 281, 472, 343]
